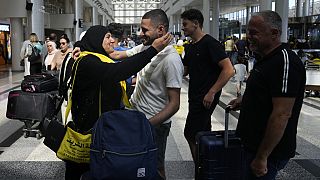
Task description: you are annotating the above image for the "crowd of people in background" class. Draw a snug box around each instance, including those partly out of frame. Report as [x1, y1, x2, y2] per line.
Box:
[19, 29, 139, 78]
[15, 8, 307, 180]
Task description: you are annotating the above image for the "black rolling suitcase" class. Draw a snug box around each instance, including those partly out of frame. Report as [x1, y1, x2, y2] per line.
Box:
[6, 90, 58, 139]
[21, 73, 59, 93]
[195, 107, 245, 180]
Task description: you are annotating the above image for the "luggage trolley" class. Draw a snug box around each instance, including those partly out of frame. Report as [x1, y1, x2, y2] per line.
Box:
[304, 49, 320, 97]
[6, 73, 60, 139]
[6, 90, 59, 139]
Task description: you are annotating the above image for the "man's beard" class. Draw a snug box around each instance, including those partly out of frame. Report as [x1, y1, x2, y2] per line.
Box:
[142, 36, 156, 46]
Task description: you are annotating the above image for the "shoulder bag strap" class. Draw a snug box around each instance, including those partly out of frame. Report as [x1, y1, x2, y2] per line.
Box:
[78, 51, 131, 108]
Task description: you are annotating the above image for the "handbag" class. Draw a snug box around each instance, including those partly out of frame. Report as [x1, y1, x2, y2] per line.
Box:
[56, 126, 91, 163]
[20, 59, 24, 66]
[43, 110, 91, 163]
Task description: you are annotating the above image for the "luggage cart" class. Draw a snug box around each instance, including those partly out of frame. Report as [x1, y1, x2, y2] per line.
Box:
[305, 57, 320, 97]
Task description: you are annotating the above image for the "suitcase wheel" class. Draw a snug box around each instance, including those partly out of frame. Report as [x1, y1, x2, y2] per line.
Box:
[23, 131, 29, 138]
[36, 132, 42, 140]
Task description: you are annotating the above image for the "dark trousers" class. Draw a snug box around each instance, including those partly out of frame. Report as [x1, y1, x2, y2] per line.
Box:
[65, 161, 90, 180]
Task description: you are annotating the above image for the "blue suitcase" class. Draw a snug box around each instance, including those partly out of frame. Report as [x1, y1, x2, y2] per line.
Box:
[195, 107, 245, 180]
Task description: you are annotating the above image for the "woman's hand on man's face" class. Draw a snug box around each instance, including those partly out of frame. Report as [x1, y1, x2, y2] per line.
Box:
[151, 32, 173, 52]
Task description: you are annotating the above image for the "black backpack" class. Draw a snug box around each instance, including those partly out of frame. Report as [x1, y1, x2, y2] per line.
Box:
[28, 44, 41, 62]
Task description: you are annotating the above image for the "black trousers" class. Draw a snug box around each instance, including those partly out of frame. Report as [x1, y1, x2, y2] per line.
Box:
[65, 161, 90, 180]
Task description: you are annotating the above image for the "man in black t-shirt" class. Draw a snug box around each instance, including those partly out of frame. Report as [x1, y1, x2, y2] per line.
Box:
[235, 37, 248, 57]
[229, 11, 306, 179]
[181, 9, 235, 162]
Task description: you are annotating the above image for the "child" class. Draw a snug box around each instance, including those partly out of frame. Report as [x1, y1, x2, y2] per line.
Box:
[234, 57, 247, 96]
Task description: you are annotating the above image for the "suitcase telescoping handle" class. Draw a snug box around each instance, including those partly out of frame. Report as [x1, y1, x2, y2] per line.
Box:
[224, 106, 232, 148]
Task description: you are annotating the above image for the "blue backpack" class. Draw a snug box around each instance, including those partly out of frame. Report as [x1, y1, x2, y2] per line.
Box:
[90, 110, 158, 179]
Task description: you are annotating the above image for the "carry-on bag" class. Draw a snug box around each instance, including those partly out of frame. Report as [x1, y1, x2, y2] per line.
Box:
[90, 110, 158, 179]
[6, 90, 58, 138]
[195, 107, 245, 180]
[21, 73, 59, 93]
[42, 95, 66, 152]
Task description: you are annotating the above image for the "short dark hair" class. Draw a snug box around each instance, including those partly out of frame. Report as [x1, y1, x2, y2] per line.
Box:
[108, 22, 124, 39]
[142, 9, 169, 32]
[49, 33, 57, 41]
[181, 9, 204, 28]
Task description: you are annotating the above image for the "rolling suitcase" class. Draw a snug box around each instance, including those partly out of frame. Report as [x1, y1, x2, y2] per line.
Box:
[21, 73, 59, 93]
[195, 107, 245, 180]
[6, 90, 58, 138]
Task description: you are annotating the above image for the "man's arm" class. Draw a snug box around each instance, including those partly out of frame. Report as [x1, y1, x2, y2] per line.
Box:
[109, 50, 128, 60]
[183, 66, 189, 76]
[109, 44, 143, 60]
[251, 97, 295, 177]
[203, 58, 234, 109]
[149, 88, 180, 126]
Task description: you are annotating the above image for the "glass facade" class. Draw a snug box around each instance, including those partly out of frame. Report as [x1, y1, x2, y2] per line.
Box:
[112, 0, 161, 24]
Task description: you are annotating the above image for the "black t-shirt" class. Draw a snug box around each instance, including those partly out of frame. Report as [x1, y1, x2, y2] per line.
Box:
[235, 40, 247, 55]
[183, 34, 228, 104]
[236, 45, 306, 159]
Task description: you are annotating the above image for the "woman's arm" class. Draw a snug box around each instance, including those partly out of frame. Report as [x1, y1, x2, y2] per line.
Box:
[107, 47, 158, 81]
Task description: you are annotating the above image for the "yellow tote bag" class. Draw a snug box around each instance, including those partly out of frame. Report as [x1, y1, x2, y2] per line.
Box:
[56, 56, 91, 164]
[56, 127, 91, 163]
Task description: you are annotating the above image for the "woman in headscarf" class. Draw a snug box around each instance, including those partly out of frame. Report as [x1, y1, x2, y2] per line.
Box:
[43, 41, 58, 70]
[65, 25, 171, 179]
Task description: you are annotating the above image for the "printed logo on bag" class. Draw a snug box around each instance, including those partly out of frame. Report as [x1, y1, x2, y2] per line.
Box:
[137, 168, 146, 178]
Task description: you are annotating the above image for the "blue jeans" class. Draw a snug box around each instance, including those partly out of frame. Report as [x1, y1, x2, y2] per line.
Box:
[244, 151, 289, 180]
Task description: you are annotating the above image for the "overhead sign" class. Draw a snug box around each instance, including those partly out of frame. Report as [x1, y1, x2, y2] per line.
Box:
[0, 24, 9, 32]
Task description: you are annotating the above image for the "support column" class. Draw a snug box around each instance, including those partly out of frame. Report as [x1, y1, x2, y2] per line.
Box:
[246, 6, 251, 24]
[173, 15, 176, 34]
[276, 0, 289, 43]
[179, 7, 186, 38]
[11, 18, 24, 71]
[296, 0, 302, 17]
[102, 15, 107, 26]
[25, 11, 32, 38]
[65, 0, 72, 41]
[259, 0, 272, 11]
[211, 0, 219, 39]
[75, 0, 83, 41]
[92, 7, 99, 26]
[30, 0, 44, 41]
[169, 15, 174, 33]
[202, 0, 210, 34]
[303, 0, 310, 16]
